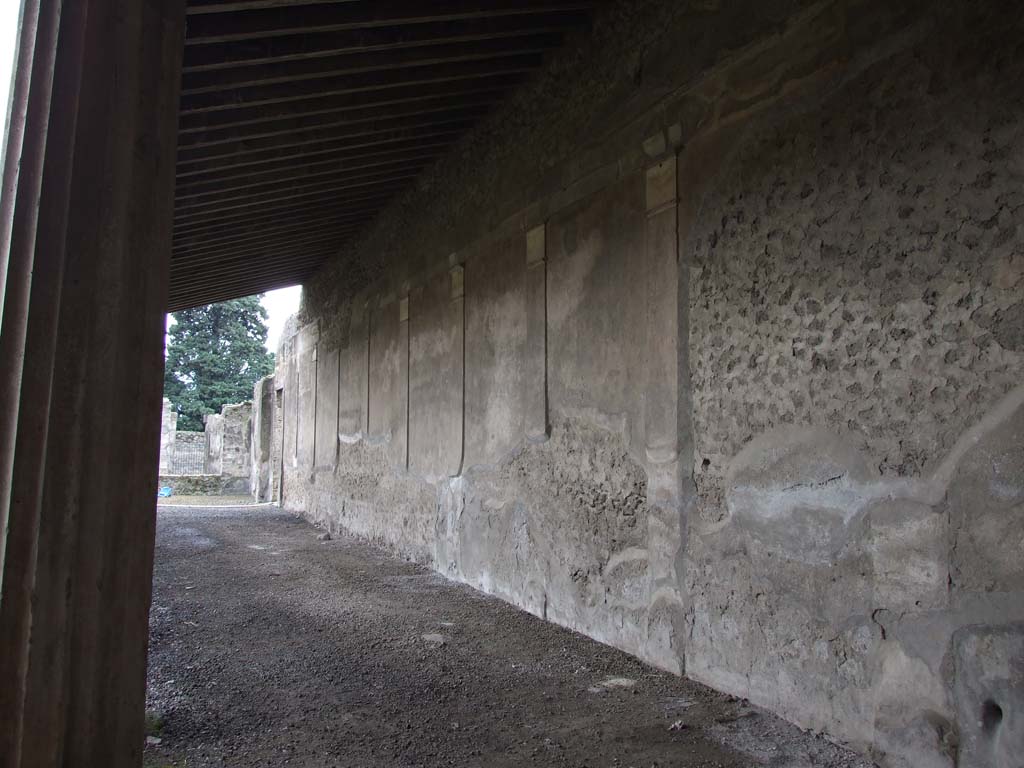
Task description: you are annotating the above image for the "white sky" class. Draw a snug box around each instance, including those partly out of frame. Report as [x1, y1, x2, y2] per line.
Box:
[262, 285, 302, 352]
[0, 6, 302, 354]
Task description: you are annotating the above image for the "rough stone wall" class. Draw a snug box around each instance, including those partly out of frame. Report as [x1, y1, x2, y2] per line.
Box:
[159, 397, 177, 474]
[687, 27, 1024, 512]
[203, 414, 224, 476]
[204, 402, 252, 478]
[174, 431, 204, 447]
[170, 430, 206, 475]
[260, 1, 1024, 765]
[678, 6, 1024, 765]
[220, 402, 251, 478]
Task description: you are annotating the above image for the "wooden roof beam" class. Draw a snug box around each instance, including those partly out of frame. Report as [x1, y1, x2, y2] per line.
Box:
[177, 75, 523, 133]
[173, 188, 395, 229]
[183, 1, 593, 45]
[173, 176, 416, 219]
[179, 55, 539, 114]
[182, 33, 561, 93]
[177, 104, 486, 158]
[182, 13, 585, 72]
[176, 130, 458, 178]
[176, 150, 444, 201]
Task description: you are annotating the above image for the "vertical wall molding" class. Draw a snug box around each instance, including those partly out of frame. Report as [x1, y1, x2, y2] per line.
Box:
[311, 341, 318, 468]
[450, 263, 466, 476]
[294, 322, 319, 471]
[399, 295, 410, 470]
[644, 156, 680, 464]
[524, 224, 548, 441]
[363, 299, 371, 436]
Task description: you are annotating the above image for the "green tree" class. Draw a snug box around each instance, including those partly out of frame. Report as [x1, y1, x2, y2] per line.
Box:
[164, 296, 276, 430]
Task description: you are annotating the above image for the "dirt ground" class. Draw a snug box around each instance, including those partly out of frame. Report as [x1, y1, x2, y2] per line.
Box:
[146, 504, 875, 768]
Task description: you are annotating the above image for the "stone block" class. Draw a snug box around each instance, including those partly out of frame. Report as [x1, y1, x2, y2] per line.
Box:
[947, 397, 1024, 593]
[953, 624, 1024, 768]
[868, 499, 947, 612]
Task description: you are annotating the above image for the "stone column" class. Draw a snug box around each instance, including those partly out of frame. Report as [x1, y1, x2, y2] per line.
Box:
[0, 1, 186, 766]
[252, 377, 275, 501]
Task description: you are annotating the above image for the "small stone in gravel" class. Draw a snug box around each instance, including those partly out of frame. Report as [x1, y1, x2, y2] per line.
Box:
[588, 677, 636, 693]
[422, 633, 446, 646]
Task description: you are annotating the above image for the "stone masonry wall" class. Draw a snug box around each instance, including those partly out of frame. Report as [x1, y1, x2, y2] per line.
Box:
[220, 402, 251, 478]
[203, 414, 223, 476]
[679, 8, 1024, 765]
[261, 2, 1024, 765]
[162, 403, 253, 495]
[159, 397, 177, 474]
[203, 402, 251, 478]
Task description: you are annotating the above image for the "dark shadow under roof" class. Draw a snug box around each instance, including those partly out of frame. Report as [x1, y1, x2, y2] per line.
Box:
[168, 0, 596, 311]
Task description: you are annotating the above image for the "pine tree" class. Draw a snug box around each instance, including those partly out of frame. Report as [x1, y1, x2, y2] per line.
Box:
[164, 296, 276, 431]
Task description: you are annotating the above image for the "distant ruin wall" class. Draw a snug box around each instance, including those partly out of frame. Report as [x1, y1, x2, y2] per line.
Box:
[157, 474, 249, 496]
[159, 398, 177, 474]
[169, 431, 206, 475]
[202, 404, 250, 478]
[220, 402, 251, 478]
[258, 2, 1024, 765]
[161, 402, 253, 496]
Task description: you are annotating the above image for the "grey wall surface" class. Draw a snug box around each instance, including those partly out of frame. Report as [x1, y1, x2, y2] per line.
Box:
[250, 377, 275, 501]
[159, 398, 177, 474]
[203, 415, 223, 476]
[314, 345, 339, 470]
[409, 268, 464, 480]
[258, 2, 1024, 765]
[463, 234, 526, 469]
[296, 323, 318, 472]
[368, 298, 407, 469]
[204, 403, 250, 479]
[220, 402, 251, 478]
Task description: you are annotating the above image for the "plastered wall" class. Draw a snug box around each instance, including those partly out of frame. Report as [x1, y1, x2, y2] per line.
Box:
[260, 1, 1023, 765]
[681, 14, 1024, 765]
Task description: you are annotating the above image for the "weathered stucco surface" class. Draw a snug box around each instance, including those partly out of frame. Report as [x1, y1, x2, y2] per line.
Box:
[258, 1, 1023, 765]
[250, 377, 276, 502]
[159, 398, 177, 474]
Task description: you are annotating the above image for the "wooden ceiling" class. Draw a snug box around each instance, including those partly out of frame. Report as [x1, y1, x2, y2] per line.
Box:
[168, 0, 597, 311]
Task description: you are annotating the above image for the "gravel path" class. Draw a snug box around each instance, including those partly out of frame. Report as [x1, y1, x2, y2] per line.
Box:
[146, 504, 875, 768]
